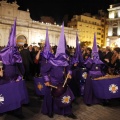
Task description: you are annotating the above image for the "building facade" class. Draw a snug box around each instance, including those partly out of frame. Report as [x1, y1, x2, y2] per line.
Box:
[107, 3, 120, 47]
[0, 1, 76, 47]
[67, 13, 107, 47]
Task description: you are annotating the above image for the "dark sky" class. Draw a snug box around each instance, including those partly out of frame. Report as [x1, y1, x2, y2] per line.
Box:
[6, 0, 119, 23]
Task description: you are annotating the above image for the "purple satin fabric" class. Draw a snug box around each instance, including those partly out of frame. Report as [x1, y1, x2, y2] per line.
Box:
[43, 75, 50, 82]
[70, 57, 79, 65]
[41, 51, 54, 60]
[83, 74, 102, 105]
[3, 64, 21, 82]
[84, 57, 103, 105]
[49, 59, 69, 67]
[92, 77, 120, 99]
[53, 86, 75, 108]
[84, 57, 93, 69]
[92, 53, 103, 64]
[41, 62, 73, 115]
[84, 57, 93, 65]
[34, 77, 46, 95]
[41, 83, 72, 115]
[89, 71, 103, 79]
[49, 53, 69, 67]
[0, 80, 29, 113]
[0, 47, 22, 65]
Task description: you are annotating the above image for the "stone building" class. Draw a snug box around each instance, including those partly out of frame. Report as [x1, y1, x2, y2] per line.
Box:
[0, 1, 76, 47]
[107, 3, 120, 47]
[67, 12, 108, 47]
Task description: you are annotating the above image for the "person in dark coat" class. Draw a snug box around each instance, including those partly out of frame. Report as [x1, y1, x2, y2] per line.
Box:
[108, 47, 120, 75]
[20, 43, 33, 81]
[69, 33, 85, 102]
[97, 45, 104, 61]
[102, 46, 113, 74]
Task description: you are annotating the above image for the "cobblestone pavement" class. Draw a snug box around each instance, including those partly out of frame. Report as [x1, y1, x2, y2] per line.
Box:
[0, 80, 120, 120]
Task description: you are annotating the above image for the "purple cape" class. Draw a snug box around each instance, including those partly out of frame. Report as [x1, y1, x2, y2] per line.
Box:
[49, 53, 69, 66]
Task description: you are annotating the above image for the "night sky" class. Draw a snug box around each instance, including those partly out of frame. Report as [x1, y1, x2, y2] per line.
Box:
[5, 0, 119, 24]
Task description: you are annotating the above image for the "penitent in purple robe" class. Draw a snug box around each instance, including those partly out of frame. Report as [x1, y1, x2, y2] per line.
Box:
[41, 61, 73, 116]
[0, 63, 24, 84]
[0, 60, 29, 114]
[84, 33, 104, 105]
[40, 53, 54, 75]
[84, 59, 103, 105]
[0, 19, 29, 114]
[41, 22, 74, 116]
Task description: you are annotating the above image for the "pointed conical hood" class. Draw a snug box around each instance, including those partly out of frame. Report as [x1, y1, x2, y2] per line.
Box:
[0, 18, 22, 65]
[42, 28, 52, 59]
[71, 33, 84, 64]
[44, 28, 51, 52]
[92, 33, 103, 64]
[7, 25, 13, 46]
[92, 33, 98, 54]
[7, 18, 16, 47]
[49, 22, 69, 66]
[74, 33, 79, 58]
[55, 22, 65, 57]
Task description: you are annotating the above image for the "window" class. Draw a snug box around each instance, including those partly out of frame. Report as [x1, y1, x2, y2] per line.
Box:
[97, 32, 101, 35]
[97, 28, 101, 30]
[97, 38, 100, 40]
[114, 11, 118, 18]
[113, 27, 118, 36]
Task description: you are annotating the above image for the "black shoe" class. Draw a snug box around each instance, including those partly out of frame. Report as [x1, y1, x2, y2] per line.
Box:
[23, 103, 30, 107]
[0, 113, 4, 116]
[14, 114, 25, 119]
[86, 104, 91, 106]
[102, 100, 110, 106]
[47, 113, 54, 118]
[48, 113, 54, 118]
[65, 113, 77, 119]
[102, 102, 110, 106]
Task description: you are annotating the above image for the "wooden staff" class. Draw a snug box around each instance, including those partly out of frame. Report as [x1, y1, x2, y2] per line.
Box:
[49, 84, 57, 89]
[49, 73, 70, 88]
[62, 74, 69, 87]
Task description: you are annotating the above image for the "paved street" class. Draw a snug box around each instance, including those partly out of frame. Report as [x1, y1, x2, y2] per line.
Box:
[0, 80, 120, 120]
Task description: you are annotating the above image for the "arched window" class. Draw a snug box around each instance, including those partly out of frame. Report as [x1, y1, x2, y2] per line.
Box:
[17, 35, 27, 46]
